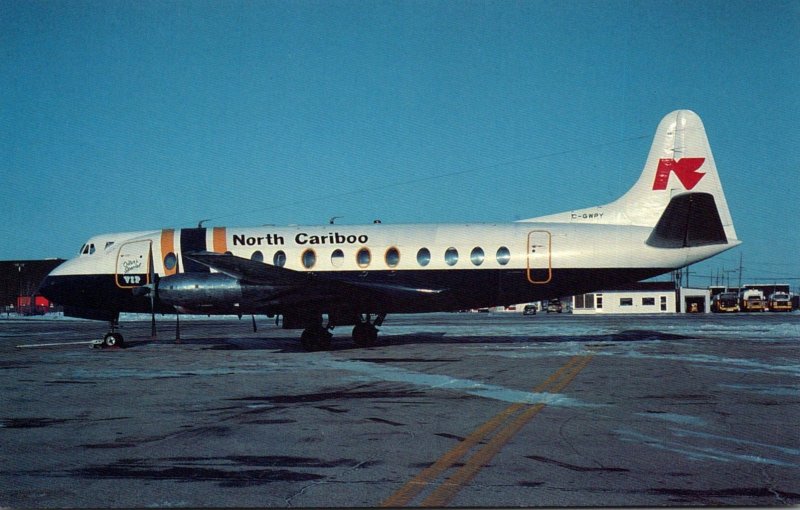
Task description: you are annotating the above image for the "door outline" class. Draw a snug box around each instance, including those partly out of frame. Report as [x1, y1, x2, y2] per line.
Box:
[526, 230, 552, 284]
[115, 240, 152, 289]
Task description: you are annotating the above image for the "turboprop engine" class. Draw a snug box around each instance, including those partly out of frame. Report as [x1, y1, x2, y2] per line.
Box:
[157, 273, 262, 310]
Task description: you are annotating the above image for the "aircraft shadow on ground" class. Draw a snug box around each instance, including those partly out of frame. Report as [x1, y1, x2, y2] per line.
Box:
[120, 328, 691, 353]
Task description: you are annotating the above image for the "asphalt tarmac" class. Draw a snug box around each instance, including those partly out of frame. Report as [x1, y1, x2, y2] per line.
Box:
[1, 312, 798, 507]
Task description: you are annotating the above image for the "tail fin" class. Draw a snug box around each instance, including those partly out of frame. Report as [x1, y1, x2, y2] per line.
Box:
[523, 110, 738, 243]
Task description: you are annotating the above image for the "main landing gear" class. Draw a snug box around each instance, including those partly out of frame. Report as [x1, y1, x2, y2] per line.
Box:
[352, 322, 378, 347]
[298, 313, 386, 351]
[352, 313, 385, 348]
[300, 325, 333, 352]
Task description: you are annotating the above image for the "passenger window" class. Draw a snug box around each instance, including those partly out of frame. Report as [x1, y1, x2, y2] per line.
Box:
[302, 249, 316, 269]
[417, 248, 431, 267]
[445, 247, 458, 266]
[164, 252, 177, 270]
[496, 246, 511, 265]
[331, 249, 344, 267]
[357, 248, 371, 268]
[273, 251, 287, 267]
[251, 250, 264, 262]
[470, 247, 485, 266]
[385, 247, 400, 268]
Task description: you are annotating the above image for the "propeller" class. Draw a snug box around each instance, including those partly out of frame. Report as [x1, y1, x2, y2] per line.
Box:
[129, 246, 159, 338]
[147, 247, 158, 338]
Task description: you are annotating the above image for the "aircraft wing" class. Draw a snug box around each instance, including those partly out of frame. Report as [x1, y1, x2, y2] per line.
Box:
[183, 251, 311, 285]
[183, 251, 445, 298]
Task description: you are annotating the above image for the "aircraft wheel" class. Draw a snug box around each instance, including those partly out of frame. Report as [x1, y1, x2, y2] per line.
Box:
[352, 323, 378, 347]
[103, 332, 124, 348]
[300, 327, 332, 352]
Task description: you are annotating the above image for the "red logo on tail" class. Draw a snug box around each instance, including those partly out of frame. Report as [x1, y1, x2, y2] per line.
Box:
[652, 158, 706, 190]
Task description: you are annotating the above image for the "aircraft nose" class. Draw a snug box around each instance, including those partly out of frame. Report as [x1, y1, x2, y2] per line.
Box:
[38, 274, 70, 304]
[37, 257, 91, 306]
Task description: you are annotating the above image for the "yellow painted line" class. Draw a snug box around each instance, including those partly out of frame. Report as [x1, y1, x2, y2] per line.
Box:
[381, 354, 593, 507]
[420, 355, 593, 507]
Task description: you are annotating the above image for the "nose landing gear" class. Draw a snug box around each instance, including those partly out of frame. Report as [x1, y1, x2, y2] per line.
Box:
[92, 316, 126, 349]
[101, 332, 124, 348]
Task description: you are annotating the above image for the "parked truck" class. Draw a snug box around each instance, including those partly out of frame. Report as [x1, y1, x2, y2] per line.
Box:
[767, 292, 793, 312]
[739, 288, 766, 312]
[711, 292, 740, 313]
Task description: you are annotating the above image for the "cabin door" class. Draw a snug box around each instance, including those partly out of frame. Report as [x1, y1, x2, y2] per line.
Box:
[115, 240, 152, 288]
[526, 230, 552, 284]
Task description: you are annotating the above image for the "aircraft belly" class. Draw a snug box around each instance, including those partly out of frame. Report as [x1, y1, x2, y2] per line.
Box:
[316, 267, 671, 312]
[40, 266, 672, 318]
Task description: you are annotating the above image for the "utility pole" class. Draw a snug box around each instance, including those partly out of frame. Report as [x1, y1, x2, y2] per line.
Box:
[738, 253, 743, 289]
[13, 263, 24, 315]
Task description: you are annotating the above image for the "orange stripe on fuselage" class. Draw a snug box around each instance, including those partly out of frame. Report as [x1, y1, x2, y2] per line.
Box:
[161, 229, 177, 275]
[212, 227, 227, 253]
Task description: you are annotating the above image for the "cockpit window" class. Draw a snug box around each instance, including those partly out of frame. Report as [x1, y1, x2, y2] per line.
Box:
[88, 244, 95, 255]
[79, 244, 87, 255]
[105, 241, 115, 250]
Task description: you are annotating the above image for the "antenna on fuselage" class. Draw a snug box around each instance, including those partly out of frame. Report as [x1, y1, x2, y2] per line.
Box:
[197, 219, 210, 228]
[329, 216, 343, 225]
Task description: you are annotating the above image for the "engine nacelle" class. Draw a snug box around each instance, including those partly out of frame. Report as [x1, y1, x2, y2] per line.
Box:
[157, 273, 243, 308]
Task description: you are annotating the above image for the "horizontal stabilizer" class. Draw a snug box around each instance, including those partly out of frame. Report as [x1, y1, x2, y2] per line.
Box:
[646, 193, 728, 248]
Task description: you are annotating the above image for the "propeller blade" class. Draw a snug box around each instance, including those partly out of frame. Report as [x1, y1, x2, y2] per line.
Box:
[148, 245, 157, 338]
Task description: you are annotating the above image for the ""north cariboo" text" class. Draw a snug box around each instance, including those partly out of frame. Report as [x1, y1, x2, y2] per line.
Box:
[232, 232, 370, 247]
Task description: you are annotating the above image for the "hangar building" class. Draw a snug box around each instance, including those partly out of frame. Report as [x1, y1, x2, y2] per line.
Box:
[1, 259, 65, 314]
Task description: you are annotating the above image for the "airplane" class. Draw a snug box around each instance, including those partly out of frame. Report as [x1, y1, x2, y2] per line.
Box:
[39, 110, 739, 351]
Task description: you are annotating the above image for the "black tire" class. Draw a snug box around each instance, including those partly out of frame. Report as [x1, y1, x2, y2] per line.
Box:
[300, 330, 315, 351]
[103, 332, 124, 348]
[301, 327, 332, 352]
[352, 323, 378, 347]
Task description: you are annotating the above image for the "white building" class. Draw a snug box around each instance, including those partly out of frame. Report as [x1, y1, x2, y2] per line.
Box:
[494, 282, 712, 314]
[571, 282, 678, 314]
[678, 287, 712, 313]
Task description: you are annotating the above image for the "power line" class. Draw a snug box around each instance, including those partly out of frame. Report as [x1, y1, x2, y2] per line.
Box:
[190, 134, 650, 226]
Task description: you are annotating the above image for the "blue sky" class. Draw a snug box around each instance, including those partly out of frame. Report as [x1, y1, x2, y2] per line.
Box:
[2, 0, 798, 287]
